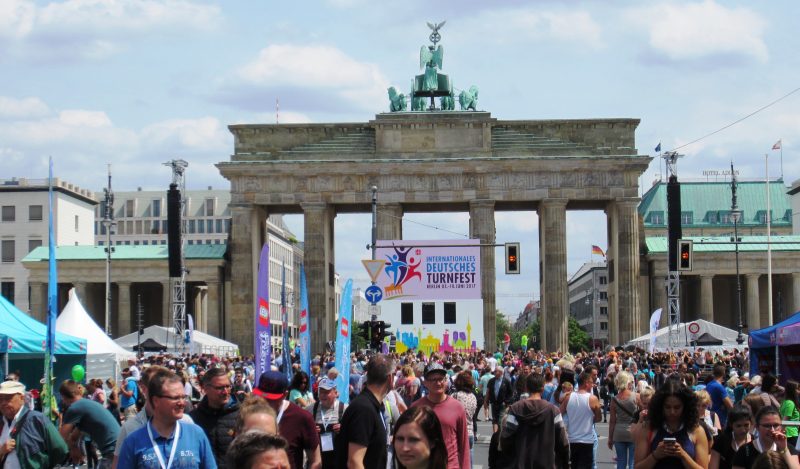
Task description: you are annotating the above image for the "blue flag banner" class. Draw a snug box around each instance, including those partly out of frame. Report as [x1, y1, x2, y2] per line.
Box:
[44, 157, 58, 421]
[254, 244, 271, 379]
[334, 279, 353, 404]
[299, 265, 311, 378]
[655, 142, 662, 153]
[281, 262, 292, 382]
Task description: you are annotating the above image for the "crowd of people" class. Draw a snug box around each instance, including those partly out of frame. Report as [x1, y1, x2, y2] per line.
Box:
[0, 346, 798, 468]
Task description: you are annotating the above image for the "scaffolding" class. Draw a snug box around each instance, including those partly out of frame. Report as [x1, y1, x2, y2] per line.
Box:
[164, 159, 188, 352]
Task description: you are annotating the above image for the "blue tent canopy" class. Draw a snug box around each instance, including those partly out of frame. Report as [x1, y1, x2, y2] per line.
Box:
[748, 311, 800, 349]
[0, 295, 86, 354]
[749, 311, 800, 379]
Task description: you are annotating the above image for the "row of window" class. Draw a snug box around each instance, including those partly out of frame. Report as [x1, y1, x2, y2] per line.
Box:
[400, 302, 458, 325]
[101, 197, 219, 219]
[97, 239, 223, 246]
[648, 211, 786, 225]
[96, 218, 230, 236]
[2, 205, 43, 222]
[1, 239, 44, 263]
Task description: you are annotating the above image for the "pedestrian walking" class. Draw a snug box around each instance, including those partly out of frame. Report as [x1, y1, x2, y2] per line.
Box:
[190, 367, 240, 468]
[560, 370, 602, 469]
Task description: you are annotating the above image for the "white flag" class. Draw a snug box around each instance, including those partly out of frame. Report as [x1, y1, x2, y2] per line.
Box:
[649, 308, 662, 353]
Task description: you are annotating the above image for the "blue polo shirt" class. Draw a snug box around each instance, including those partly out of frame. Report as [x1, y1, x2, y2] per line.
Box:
[121, 377, 138, 409]
[118, 420, 216, 469]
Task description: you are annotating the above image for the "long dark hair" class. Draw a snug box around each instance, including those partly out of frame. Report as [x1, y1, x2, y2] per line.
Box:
[784, 380, 799, 407]
[393, 406, 448, 469]
[648, 379, 700, 431]
[289, 371, 310, 392]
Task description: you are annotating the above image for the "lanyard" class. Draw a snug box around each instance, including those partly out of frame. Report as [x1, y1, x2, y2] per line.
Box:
[320, 401, 337, 430]
[277, 400, 289, 425]
[147, 421, 181, 469]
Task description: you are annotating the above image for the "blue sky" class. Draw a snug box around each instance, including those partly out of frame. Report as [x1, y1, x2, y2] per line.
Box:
[2, 0, 798, 320]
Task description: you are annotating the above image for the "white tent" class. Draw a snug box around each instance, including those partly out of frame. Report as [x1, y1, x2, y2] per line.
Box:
[57, 289, 136, 381]
[114, 325, 239, 356]
[626, 319, 748, 352]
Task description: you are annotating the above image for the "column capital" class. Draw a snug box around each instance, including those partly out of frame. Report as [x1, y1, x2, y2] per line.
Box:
[700, 274, 715, 280]
[301, 202, 329, 211]
[615, 197, 641, 208]
[469, 199, 495, 209]
[540, 198, 568, 209]
[745, 273, 760, 280]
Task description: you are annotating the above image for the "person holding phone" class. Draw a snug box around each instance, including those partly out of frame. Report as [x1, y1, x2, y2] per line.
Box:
[731, 406, 800, 469]
[633, 379, 708, 469]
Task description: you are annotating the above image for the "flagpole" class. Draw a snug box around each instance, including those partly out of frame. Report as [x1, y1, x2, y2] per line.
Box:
[766, 154, 773, 326]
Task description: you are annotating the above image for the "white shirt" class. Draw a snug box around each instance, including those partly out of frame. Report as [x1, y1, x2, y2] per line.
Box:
[0, 407, 24, 469]
[129, 364, 141, 380]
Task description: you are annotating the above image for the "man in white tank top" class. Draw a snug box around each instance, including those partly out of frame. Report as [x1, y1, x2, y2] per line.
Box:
[560, 371, 602, 469]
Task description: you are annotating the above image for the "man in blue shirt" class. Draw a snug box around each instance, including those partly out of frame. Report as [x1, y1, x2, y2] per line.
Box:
[120, 368, 138, 420]
[59, 380, 120, 468]
[706, 363, 733, 427]
[118, 370, 216, 469]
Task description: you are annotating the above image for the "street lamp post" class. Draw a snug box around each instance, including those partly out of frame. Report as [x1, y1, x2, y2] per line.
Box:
[731, 167, 744, 345]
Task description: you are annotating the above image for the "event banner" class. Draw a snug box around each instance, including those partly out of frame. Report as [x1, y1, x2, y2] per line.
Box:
[334, 279, 353, 404]
[254, 244, 271, 378]
[375, 239, 481, 300]
[299, 265, 311, 378]
[281, 263, 291, 382]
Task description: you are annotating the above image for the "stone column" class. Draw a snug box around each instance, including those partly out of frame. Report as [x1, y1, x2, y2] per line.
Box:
[746, 274, 760, 331]
[229, 204, 264, 354]
[792, 273, 800, 316]
[539, 199, 568, 352]
[469, 200, 496, 352]
[303, 203, 336, 354]
[700, 276, 714, 322]
[605, 202, 619, 345]
[377, 203, 403, 241]
[117, 281, 132, 336]
[206, 281, 221, 337]
[651, 277, 667, 324]
[162, 281, 171, 327]
[28, 282, 45, 322]
[615, 199, 642, 341]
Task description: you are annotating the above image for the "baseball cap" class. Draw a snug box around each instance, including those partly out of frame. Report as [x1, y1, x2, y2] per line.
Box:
[318, 378, 337, 391]
[424, 362, 446, 378]
[0, 381, 25, 395]
[253, 370, 288, 400]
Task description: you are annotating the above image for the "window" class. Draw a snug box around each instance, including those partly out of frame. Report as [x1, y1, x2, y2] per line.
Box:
[600, 306, 608, 316]
[758, 212, 769, 223]
[2, 240, 15, 263]
[124, 241, 131, 245]
[28, 239, 42, 253]
[188, 220, 196, 233]
[162, 220, 169, 234]
[707, 212, 718, 223]
[599, 291, 608, 300]
[401, 303, 413, 325]
[205, 198, 215, 216]
[28, 205, 42, 221]
[599, 276, 607, 285]
[74, 215, 79, 232]
[125, 199, 134, 217]
[188, 240, 194, 245]
[1, 206, 15, 222]
[214, 239, 220, 244]
[216, 219, 223, 233]
[198, 220, 205, 233]
[117, 222, 125, 235]
[134, 241, 140, 246]
[151, 221, 160, 234]
[152, 199, 162, 218]
[720, 213, 732, 224]
[649, 212, 663, 225]
[0, 282, 13, 304]
[135, 220, 143, 234]
[422, 303, 435, 324]
[681, 212, 693, 225]
[444, 302, 456, 324]
[207, 220, 214, 233]
[126, 221, 133, 234]
[600, 322, 608, 330]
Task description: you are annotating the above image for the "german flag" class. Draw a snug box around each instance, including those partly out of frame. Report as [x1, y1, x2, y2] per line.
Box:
[591, 245, 605, 257]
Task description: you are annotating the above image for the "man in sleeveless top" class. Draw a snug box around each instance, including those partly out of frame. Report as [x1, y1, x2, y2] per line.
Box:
[560, 371, 601, 469]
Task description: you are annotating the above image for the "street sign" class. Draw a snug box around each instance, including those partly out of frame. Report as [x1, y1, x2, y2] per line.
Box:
[368, 304, 380, 317]
[688, 321, 700, 340]
[365, 285, 383, 304]
[362, 259, 385, 283]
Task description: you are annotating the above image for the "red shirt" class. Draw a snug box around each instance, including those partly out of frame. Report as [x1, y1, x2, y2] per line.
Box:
[411, 395, 470, 469]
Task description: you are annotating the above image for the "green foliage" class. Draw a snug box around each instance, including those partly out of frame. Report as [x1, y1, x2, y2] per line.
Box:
[495, 310, 511, 351]
[568, 317, 590, 353]
[497, 313, 587, 353]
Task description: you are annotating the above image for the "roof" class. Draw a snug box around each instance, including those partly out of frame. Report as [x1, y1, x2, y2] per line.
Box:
[639, 180, 791, 227]
[645, 236, 800, 253]
[568, 261, 607, 284]
[22, 244, 227, 262]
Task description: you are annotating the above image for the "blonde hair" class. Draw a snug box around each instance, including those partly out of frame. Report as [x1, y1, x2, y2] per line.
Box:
[235, 397, 278, 435]
[695, 389, 711, 406]
[615, 371, 634, 392]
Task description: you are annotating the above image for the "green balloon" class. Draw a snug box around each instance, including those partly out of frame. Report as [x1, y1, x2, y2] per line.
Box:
[71, 364, 85, 382]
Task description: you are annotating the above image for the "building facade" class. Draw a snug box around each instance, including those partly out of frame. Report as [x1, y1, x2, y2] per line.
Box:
[0, 177, 96, 312]
[568, 262, 609, 349]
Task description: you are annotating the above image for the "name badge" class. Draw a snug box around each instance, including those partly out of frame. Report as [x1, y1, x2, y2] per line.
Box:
[321, 432, 334, 452]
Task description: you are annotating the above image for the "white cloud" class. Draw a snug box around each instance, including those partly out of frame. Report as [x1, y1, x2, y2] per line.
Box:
[0, 0, 36, 39]
[627, 0, 767, 63]
[141, 117, 229, 151]
[0, 96, 50, 119]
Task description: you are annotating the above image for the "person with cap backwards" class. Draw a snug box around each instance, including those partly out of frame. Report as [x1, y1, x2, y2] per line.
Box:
[0, 380, 67, 469]
[116, 369, 215, 468]
[190, 367, 240, 469]
[411, 362, 470, 469]
[58, 379, 121, 468]
[253, 370, 321, 469]
[335, 353, 395, 469]
[305, 377, 346, 469]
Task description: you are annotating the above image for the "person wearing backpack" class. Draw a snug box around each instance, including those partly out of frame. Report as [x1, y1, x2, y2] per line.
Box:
[306, 378, 346, 469]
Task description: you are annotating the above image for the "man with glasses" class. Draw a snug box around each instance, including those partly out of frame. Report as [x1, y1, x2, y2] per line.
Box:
[117, 370, 215, 468]
[58, 380, 120, 468]
[732, 406, 799, 469]
[411, 362, 470, 469]
[190, 368, 240, 468]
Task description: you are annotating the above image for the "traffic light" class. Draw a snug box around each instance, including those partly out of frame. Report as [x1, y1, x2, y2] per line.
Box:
[379, 321, 392, 342]
[359, 321, 372, 344]
[678, 239, 693, 271]
[505, 242, 520, 274]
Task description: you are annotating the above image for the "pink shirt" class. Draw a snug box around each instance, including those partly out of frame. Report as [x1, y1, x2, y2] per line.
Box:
[411, 395, 470, 469]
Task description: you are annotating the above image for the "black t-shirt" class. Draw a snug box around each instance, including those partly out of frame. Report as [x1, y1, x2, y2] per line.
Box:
[732, 441, 798, 468]
[335, 389, 387, 469]
[712, 431, 739, 469]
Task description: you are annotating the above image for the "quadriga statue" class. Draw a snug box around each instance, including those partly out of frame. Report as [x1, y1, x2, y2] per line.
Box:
[388, 87, 407, 112]
[459, 85, 479, 111]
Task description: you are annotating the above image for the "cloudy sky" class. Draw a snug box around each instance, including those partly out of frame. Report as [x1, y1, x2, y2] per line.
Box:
[2, 0, 798, 320]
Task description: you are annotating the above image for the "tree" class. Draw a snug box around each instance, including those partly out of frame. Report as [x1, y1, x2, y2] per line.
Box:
[351, 320, 368, 351]
[568, 317, 590, 353]
[495, 310, 512, 352]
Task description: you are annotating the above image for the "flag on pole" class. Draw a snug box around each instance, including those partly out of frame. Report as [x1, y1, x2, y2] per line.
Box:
[649, 308, 662, 353]
[591, 245, 605, 257]
[281, 262, 292, 383]
[298, 265, 311, 378]
[335, 279, 353, 404]
[254, 244, 271, 378]
[43, 157, 58, 422]
[772, 140, 782, 150]
[655, 143, 661, 153]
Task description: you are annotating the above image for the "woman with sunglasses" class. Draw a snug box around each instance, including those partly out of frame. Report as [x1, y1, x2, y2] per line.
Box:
[288, 371, 315, 408]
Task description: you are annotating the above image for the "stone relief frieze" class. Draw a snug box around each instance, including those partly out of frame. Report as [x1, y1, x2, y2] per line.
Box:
[243, 176, 262, 192]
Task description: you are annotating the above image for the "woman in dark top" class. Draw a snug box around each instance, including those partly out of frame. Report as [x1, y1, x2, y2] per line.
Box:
[731, 406, 800, 469]
[633, 379, 709, 469]
[711, 405, 753, 469]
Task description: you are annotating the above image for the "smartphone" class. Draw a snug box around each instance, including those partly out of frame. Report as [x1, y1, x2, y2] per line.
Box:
[663, 437, 677, 445]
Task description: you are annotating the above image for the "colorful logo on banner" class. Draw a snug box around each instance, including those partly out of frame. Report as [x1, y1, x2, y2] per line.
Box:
[254, 244, 271, 379]
[376, 239, 481, 300]
[258, 298, 269, 327]
[334, 280, 353, 404]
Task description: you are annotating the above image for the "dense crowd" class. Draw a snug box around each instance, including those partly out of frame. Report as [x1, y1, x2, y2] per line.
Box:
[0, 346, 798, 469]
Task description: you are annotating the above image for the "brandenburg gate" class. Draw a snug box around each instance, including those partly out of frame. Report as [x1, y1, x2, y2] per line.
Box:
[217, 111, 651, 354]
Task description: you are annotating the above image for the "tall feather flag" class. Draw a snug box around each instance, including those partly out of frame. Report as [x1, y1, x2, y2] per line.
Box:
[334, 279, 353, 404]
[298, 265, 311, 378]
[281, 262, 292, 382]
[43, 157, 58, 422]
[254, 244, 271, 378]
[591, 245, 605, 257]
[649, 308, 663, 353]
